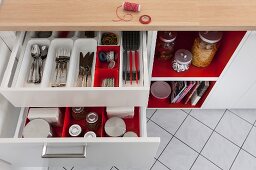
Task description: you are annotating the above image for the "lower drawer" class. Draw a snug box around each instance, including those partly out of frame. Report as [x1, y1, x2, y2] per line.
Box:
[0, 107, 160, 169]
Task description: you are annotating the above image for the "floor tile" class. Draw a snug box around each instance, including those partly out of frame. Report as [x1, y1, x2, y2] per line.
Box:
[231, 150, 256, 170]
[229, 109, 256, 124]
[147, 120, 173, 158]
[151, 109, 187, 134]
[191, 156, 221, 170]
[243, 126, 256, 157]
[175, 115, 212, 152]
[159, 137, 198, 170]
[216, 110, 251, 147]
[151, 160, 170, 170]
[147, 109, 157, 119]
[190, 109, 225, 129]
[202, 132, 239, 170]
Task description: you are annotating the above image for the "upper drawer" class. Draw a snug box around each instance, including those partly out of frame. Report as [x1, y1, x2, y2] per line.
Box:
[0, 31, 150, 107]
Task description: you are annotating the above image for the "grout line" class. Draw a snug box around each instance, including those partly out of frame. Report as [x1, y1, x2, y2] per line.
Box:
[173, 135, 200, 154]
[111, 166, 119, 170]
[189, 109, 227, 170]
[181, 109, 192, 114]
[228, 120, 256, 170]
[214, 131, 241, 148]
[148, 109, 158, 120]
[149, 158, 158, 170]
[199, 154, 224, 170]
[241, 148, 256, 159]
[189, 111, 222, 131]
[157, 159, 172, 170]
[155, 112, 189, 160]
[228, 109, 254, 126]
[149, 119, 175, 136]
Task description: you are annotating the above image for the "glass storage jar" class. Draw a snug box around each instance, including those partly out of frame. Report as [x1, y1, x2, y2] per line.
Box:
[172, 49, 192, 72]
[192, 31, 223, 67]
[156, 31, 177, 60]
[72, 107, 87, 120]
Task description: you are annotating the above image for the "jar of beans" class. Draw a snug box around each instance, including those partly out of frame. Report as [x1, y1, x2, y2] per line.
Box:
[156, 31, 177, 60]
[192, 31, 223, 67]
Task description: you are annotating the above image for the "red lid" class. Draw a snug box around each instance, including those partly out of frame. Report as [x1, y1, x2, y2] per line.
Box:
[158, 31, 177, 43]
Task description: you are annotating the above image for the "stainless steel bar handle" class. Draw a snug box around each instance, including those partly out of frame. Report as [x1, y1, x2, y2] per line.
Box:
[41, 144, 86, 158]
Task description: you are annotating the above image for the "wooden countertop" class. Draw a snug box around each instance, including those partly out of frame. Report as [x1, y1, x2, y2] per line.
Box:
[0, 0, 256, 30]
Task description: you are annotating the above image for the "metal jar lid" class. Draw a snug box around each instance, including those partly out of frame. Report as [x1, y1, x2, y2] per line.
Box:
[84, 131, 97, 138]
[123, 131, 138, 137]
[86, 112, 99, 124]
[23, 119, 52, 138]
[174, 49, 193, 65]
[104, 117, 126, 137]
[69, 124, 82, 137]
[158, 31, 177, 43]
[72, 107, 84, 114]
[199, 31, 223, 44]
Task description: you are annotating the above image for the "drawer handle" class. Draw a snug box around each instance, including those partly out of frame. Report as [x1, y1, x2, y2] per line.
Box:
[41, 144, 86, 158]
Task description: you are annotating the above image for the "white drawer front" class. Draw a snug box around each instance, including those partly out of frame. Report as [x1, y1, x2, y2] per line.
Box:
[0, 32, 150, 107]
[0, 138, 159, 169]
[0, 107, 160, 169]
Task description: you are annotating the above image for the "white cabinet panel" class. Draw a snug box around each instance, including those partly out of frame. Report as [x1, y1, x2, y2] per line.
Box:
[234, 80, 256, 108]
[204, 31, 256, 108]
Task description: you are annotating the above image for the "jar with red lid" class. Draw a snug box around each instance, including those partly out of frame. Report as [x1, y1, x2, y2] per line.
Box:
[156, 31, 177, 60]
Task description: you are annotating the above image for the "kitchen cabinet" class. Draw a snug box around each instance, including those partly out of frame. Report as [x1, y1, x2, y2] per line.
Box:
[0, 31, 159, 169]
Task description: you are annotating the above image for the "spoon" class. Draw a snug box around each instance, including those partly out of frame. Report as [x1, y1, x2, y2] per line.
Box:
[28, 44, 41, 83]
[39, 45, 48, 80]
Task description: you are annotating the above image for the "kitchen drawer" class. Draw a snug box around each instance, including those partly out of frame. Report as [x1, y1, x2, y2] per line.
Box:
[0, 107, 160, 169]
[0, 31, 150, 107]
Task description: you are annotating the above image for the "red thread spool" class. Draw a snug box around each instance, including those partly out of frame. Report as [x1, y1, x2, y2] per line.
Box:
[122, 2, 141, 12]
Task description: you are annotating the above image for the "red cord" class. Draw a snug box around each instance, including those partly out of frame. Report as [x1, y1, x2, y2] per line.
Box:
[112, 5, 133, 22]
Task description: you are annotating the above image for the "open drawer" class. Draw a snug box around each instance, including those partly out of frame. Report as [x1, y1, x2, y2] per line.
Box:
[0, 107, 159, 170]
[0, 31, 150, 107]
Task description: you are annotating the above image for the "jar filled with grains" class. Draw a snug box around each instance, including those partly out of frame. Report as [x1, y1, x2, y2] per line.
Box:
[192, 31, 223, 67]
[156, 31, 177, 60]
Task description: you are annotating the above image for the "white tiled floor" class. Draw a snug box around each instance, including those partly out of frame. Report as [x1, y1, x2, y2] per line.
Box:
[147, 109, 256, 170]
[25, 109, 256, 170]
